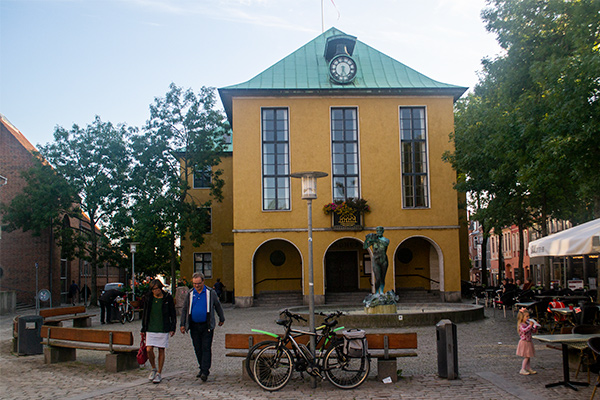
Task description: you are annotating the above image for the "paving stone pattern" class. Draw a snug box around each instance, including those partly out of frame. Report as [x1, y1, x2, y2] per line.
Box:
[0, 302, 596, 399]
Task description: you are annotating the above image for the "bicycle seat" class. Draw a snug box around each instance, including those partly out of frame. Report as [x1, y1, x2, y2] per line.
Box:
[276, 318, 288, 326]
[324, 319, 337, 327]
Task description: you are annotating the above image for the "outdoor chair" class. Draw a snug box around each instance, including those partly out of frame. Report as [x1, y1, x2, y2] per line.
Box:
[572, 325, 600, 384]
[577, 305, 599, 326]
[586, 337, 600, 400]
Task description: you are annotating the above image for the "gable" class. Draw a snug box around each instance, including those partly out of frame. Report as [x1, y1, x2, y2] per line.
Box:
[219, 27, 468, 124]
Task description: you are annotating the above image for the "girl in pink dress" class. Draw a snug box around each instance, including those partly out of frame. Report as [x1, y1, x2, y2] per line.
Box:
[516, 307, 538, 375]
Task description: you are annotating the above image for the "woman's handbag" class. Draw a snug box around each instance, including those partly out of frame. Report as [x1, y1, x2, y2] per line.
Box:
[137, 333, 148, 365]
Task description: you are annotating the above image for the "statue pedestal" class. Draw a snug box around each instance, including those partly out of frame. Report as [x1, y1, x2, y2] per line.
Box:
[364, 304, 397, 314]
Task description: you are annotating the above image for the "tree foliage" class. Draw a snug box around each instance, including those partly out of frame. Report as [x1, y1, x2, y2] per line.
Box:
[38, 117, 133, 304]
[446, 0, 600, 282]
[126, 84, 229, 292]
[0, 157, 83, 260]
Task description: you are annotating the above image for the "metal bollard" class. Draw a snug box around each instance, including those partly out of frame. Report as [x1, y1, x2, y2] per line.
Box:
[436, 319, 458, 379]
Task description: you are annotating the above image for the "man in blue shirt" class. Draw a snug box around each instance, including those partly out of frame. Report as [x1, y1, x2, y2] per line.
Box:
[180, 272, 225, 382]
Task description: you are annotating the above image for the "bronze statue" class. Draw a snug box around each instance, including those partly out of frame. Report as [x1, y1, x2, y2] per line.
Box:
[364, 226, 390, 294]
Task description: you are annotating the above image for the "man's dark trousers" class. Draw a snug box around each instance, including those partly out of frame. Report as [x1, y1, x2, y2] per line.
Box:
[99, 300, 112, 323]
[190, 321, 214, 376]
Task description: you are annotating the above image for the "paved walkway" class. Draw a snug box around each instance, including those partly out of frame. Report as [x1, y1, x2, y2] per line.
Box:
[1, 302, 597, 399]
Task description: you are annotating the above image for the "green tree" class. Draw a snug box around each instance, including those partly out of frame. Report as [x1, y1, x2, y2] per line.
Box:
[1, 158, 83, 263]
[128, 84, 229, 293]
[447, 0, 600, 284]
[39, 117, 133, 304]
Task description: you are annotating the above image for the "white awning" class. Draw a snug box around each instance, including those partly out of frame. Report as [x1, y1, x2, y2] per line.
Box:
[528, 218, 600, 257]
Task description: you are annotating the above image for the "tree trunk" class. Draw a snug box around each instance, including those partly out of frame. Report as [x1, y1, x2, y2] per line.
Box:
[517, 225, 524, 282]
[481, 235, 489, 286]
[170, 233, 177, 296]
[497, 233, 504, 285]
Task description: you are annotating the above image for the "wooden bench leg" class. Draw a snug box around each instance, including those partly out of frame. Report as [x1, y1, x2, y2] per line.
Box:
[105, 352, 138, 372]
[377, 358, 398, 382]
[45, 347, 76, 363]
[73, 317, 92, 328]
[241, 359, 253, 381]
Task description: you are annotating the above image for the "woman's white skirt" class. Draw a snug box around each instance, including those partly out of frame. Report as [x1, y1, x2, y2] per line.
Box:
[146, 332, 169, 349]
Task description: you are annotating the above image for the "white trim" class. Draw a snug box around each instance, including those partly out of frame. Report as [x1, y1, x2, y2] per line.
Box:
[399, 105, 431, 210]
[260, 106, 291, 212]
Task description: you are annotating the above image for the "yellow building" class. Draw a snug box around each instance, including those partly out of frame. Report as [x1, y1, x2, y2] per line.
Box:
[183, 28, 468, 306]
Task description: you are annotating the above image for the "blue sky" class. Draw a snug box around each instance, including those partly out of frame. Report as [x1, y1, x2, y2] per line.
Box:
[0, 0, 502, 147]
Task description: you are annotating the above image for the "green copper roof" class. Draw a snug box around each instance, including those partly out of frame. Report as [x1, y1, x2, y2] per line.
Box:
[219, 27, 467, 123]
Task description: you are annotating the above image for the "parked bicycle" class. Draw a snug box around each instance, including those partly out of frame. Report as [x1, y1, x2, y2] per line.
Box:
[251, 309, 370, 391]
[115, 293, 134, 324]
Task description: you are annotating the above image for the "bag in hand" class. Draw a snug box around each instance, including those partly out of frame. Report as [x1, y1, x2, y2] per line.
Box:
[137, 333, 148, 365]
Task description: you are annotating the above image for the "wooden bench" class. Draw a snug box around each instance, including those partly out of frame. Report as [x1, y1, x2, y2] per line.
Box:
[41, 325, 138, 372]
[366, 332, 418, 382]
[225, 331, 417, 382]
[40, 306, 96, 328]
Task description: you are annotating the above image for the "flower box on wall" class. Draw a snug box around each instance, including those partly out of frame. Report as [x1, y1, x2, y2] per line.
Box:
[324, 198, 370, 231]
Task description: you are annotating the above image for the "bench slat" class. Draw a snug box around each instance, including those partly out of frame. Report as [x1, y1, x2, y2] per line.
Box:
[41, 339, 137, 353]
[369, 350, 418, 358]
[365, 333, 417, 349]
[44, 314, 96, 323]
[40, 306, 87, 318]
[41, 326, 133, 346]
[225, 333, 314, 349]
[225, 332, 417, 350]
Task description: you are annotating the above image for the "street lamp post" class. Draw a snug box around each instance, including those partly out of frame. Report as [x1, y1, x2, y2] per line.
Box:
[129, 242, 140, 297]
[290, 171, 328, 386]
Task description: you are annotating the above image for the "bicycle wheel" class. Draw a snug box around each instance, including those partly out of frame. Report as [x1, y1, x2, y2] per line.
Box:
[324, 340, 370, 389]
[119, 306, 126, 324]
[252, 344, 293, 391]
[245, 340, 278, 381]
[126, 304, 135, 322]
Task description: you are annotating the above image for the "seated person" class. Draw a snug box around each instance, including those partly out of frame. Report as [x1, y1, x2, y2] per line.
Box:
[547, 298, 567, 322]
[522, 279, 534, 291]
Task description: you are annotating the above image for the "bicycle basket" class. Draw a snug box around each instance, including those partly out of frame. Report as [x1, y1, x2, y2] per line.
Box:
[342, 329, 367, 357]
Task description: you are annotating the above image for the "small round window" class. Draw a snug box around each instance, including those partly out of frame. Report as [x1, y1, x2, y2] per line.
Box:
[270, 250, 286, 266]
[397, 248, 413, 264]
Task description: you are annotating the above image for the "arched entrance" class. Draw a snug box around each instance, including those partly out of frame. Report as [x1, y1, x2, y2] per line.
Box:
[325, 238, 370, 293]
[253, 239, 302, 295]
[395, 237, 441, 291]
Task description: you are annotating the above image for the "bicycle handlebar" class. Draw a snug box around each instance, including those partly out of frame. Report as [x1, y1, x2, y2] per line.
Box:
[280, 309, 307, 323]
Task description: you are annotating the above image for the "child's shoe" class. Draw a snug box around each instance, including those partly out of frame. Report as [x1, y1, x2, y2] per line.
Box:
[527, 369, 537, 374]
[519, 369, 530, 375]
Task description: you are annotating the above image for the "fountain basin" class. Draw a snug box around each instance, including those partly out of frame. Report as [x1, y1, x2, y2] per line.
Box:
[288, 303, 484, 328]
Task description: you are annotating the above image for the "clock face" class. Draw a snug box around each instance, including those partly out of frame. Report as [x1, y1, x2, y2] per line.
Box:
[329, 55, 357, 84]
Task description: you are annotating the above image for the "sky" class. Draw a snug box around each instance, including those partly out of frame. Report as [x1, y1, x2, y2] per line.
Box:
[0, 0, 503, 148]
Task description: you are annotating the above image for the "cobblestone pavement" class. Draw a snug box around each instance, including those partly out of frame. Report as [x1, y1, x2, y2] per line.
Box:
[1, 302, 597, 399]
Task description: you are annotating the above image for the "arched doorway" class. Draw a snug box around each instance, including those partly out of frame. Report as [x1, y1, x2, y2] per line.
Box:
[395, 237, 441, 291]
[325, 238, 369, 293]
[253, 239, 302, 295]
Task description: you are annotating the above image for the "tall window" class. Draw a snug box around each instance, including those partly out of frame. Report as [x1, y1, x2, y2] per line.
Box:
[194, 253, 212, 278]
[400, 107, 429, 208]
[331, 108, 359, 201]
[193, 166, 211, 188]
[262, 108, 290, 210]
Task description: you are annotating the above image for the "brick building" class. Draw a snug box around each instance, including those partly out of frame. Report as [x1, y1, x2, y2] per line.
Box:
[0, 115, 122, 306]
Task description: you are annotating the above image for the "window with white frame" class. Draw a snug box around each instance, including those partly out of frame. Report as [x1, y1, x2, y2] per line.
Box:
[262, 108, 290, 210]
[400, 107, 429, 208]
[193, 166, 211, 189]
[194, 253, 212, 278]
[331, 107, 359, 201]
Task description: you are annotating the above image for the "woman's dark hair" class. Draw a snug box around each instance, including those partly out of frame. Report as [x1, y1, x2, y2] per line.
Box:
[150, 279, 164, 290]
